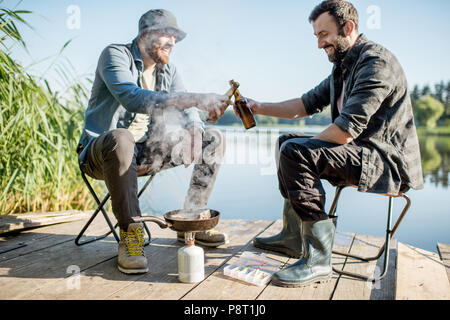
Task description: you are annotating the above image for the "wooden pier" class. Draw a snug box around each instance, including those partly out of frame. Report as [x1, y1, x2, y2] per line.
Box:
[0, 211, 449, 300]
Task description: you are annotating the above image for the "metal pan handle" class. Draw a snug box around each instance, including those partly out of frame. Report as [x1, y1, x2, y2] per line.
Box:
[131, 215, 171, 229]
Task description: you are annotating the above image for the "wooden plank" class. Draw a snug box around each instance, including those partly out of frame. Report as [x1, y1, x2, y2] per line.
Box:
[109, 219, 272, 300]
[21, 237, 174, 300]
[331, 234, 396, 300]
[0, 210, 118, 262]
[2, 215, 170, 300]
[3, 211, 446, 301]
[0, 211, 92, 234]
[257, 230, 354, 300]
[0, 237, 117, 299]
[17, 219, 272, 300]
[182, 220, 287, 300]
[396, 243, 450, 300]
[368, 239, 397, 300]
[25, 220, 177, 300]
[436, 243, 450, 283]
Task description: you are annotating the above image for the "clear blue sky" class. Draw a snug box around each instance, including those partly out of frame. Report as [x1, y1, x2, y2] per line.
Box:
[4, 0, 450, 101]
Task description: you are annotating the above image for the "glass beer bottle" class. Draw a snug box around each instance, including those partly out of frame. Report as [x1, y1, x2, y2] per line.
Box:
[234, 88, 256, 130]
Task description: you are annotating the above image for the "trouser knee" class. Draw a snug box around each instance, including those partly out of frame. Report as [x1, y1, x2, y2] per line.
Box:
[103, 129, 136, 166]
[277, 140, 315, 199]
[277, 134, 294, 151]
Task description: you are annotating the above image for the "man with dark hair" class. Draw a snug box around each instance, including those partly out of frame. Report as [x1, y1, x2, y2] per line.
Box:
[309, 0, 359, 32]
[77, 9, 231, 274]
[308, 0, 359, 63]
[242, 0, 423, 287]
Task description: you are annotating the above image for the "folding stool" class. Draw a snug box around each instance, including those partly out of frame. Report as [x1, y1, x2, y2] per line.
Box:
[75, 164, 155, 246]
[329, 185, 411, 282]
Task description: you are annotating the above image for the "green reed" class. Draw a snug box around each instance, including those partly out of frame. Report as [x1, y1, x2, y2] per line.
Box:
[0, 3, 99, 214]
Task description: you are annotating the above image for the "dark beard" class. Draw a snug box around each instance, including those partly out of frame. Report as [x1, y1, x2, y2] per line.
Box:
[328, 34, 351, 63]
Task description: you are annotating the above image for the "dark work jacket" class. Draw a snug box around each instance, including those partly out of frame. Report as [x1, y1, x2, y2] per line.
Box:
[302, 34, 423, 195]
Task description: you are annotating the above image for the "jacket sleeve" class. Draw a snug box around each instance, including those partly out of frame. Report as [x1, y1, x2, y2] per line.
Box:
[301, 75, 331, 116]
[334, 53, 394, 139]
[98, 45, 169, 114]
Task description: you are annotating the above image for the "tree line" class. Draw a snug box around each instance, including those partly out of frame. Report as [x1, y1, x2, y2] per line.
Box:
[411, 81, 450, 128]
[217, 80, 450, 129]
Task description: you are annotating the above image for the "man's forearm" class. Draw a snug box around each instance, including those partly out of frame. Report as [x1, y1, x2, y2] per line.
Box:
[257, 98, 309, 119]
[314, 123, 354, 145]
[164, 92, 202, 110]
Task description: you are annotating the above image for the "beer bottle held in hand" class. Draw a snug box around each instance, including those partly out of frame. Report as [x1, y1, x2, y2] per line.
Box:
[231, 82, 256, 130]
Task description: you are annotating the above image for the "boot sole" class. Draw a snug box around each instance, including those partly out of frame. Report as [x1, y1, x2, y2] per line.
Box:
[117, 265, 149, 274]
[253, 241, 302, 259]
[271, 274, 332, 288]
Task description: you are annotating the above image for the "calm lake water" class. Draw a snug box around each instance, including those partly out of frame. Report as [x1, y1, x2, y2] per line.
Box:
[139, 126, 450, 253]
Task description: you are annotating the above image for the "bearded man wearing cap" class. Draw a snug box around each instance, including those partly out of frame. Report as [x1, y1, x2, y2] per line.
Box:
[77, 9, 231, 274]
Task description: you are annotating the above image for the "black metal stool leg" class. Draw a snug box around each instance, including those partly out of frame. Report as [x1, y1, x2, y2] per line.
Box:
[137, 174, 155, 246]
[328, 185, 345, 218]
[75, 190, 119, 245]
[100, 204, 120, 243]
[143, 223, 152, 246]
[138, 174, 155, 197]
[76, 169, 155, 246]
[75, 169, 120, 246]
[331, 187, 411, 282]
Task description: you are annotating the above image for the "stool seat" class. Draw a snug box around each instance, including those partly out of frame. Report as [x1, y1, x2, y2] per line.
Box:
[336, 184, 407, 197]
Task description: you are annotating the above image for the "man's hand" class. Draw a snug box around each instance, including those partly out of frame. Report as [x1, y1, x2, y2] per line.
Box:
[233, 97, 261, 119]
[182, 126, 203, 168]
[198, 93, 232, 123]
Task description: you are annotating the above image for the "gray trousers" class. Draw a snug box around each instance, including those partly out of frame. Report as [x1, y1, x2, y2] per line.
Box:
[276, 133, 363, 222]
[80, 126, 225, 230]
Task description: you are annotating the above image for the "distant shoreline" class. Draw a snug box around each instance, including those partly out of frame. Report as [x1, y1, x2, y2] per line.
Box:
[417, 126, 450, 136]
[215, 124, 450, 136]
[214, 124, 326, 134]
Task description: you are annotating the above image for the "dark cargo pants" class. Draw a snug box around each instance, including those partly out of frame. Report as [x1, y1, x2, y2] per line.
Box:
[80, 126, 225, 230]
[276, 133, 363, 221]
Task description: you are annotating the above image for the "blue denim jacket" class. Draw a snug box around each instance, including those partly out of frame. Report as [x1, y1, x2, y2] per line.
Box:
[76, 38, 204, 163]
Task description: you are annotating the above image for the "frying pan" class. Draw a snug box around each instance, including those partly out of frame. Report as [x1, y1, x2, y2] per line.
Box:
[131, 209, 220, 232]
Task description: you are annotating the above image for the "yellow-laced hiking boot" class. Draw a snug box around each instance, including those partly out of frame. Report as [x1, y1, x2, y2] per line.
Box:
[118, 223, 148, 274]
[177, 229, 229, 247]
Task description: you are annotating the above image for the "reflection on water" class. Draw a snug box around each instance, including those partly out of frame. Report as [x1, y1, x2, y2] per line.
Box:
[419, 135, 450, 188]
[139, 127, 450, 253]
